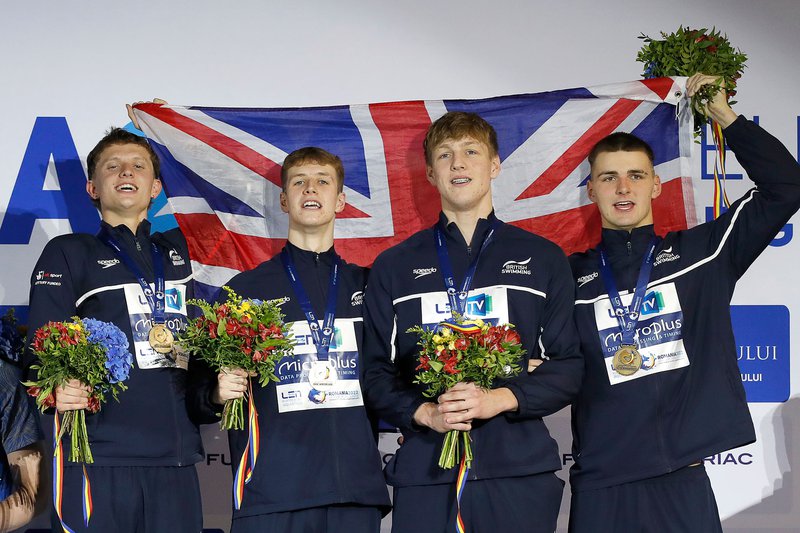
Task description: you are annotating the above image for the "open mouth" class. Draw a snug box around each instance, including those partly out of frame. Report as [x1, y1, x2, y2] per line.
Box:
[303, 200, 322, 209]
[614, 200, 634, 211]
[116, 183, 138, 192]
[451, 177, 471, 185]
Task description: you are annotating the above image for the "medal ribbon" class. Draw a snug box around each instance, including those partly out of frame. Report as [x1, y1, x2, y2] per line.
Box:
[710, 120, 731, 219]
[280, 248, 340, 361]
[52, 413, 93, 532]
[434, 219, 499, 317]
[434, 219, 497, 533]
[455, 453, 470, 533]
[233, 379, 260, 510]
[97, 229, 166, 326]
[598, 237, 660, 347]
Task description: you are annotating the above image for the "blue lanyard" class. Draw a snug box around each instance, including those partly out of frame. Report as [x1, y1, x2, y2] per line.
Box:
[98, 228, 166, 325]
[280, 247, 340, 361]
[597, 237, 660, 346]
[434, 219, 499, 317]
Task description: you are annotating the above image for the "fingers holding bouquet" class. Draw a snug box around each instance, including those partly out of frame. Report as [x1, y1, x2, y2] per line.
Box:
[212, 367, 250, 405]
[686, 73, 738, 128]
[54, 379, 91, 413]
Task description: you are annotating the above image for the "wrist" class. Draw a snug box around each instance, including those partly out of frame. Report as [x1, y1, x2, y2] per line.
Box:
[493, 387, 519, 414]
[412, 402, 435, 429]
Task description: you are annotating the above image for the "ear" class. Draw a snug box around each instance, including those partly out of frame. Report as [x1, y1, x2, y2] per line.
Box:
[151, 179, 163, 199]
[279, 191, 289, 213]
[586, 178, 597, 203]
[425, 165, 436, 186]
[489, 154, 501, 179]
[651, 174, 662, 200]
[86, 180, 98, 200]
[334, 192, 346, 214]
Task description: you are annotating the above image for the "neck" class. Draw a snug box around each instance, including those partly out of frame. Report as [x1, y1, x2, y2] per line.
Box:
[287, 223, 335, 253]
[102, 210, 148, 234]
[442, 205, 493, 246]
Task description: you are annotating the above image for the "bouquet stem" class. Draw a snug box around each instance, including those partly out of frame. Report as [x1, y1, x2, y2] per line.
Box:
[438, 430, 472, 469]
[221, 397, 245, 430]
[61, 410, 93, 463]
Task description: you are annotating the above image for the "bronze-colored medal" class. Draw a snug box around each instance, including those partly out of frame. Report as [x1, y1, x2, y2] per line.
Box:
[613, 345, 642, 376]
[148, 323, 175, 354]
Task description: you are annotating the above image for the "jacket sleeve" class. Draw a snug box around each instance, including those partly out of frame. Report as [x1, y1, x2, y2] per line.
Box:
[712, 116, 800, 278]
[361, 253, 427, 430]
[498, 246, 584, 419]
[23, 238, 80, 381]
[184, 256, 226, 425]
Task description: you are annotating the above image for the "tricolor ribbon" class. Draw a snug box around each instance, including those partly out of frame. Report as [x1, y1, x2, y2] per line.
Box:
[52, 414, 93, 532]
[710, 120, 731, 219]
[455, 452, 470, 533]
[233, 379, 260, 509]
[440, 319, 482, 336]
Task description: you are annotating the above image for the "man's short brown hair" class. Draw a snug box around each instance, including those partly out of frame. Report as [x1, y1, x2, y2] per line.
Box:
[280, 147, 345, 192]
[423, 111, 499, 165]
[87, 128, 160, 182]
[587, 132, 655, 171]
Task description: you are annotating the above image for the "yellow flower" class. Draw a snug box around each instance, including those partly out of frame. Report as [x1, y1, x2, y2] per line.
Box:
[432, 334, 443, 344]
[436, 344, 445, 353]
[240, 302, 251, 312]
[441, 327, 452, 338]
[67, 323, 82, 332]
[448, 341, 455, 350]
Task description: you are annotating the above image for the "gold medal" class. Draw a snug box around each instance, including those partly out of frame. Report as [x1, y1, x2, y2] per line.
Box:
[612, 345, 642, 376]
[148, 323, 175, 354]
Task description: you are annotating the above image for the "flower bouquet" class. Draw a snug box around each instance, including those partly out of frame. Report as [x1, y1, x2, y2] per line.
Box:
[180, 286, 295, 430]
[636, 26, 747, 137]
[409, 318, 524, 469]
[0, 309, 25, 364]
[24, 318, 133, 463]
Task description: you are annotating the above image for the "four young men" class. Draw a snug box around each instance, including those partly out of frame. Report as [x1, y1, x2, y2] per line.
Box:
[20, 74, 800, 532]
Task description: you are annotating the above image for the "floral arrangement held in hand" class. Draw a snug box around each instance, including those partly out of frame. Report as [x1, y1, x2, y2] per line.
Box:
[180, 287, 295, 430]
[409, 318, 524, 469]
[24, 318, 133, 463]
[637, 26, 747, 136]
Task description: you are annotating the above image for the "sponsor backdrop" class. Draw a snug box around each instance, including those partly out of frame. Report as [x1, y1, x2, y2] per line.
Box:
[1, 2, 798, 531]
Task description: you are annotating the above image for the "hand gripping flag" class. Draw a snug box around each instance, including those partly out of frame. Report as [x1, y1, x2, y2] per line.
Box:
[132, 77, 695, 299]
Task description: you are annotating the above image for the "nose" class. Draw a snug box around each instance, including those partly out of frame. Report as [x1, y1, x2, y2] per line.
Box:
[616, 176, 631, 194]
[120, 164, 134, 177]
[451, 153, 466, 171]
[303, 180, 317, 193]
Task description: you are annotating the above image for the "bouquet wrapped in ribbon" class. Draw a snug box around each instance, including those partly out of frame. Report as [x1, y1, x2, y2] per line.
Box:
[636, 26, 747, 136]
[409, 318, 524, 469]
[180, 286, 295, 430]
[24, 317, 133, 463]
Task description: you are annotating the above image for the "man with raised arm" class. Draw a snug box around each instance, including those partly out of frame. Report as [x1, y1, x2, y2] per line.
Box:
[568, 74, 800, 532]
[24, 128, 212, 532]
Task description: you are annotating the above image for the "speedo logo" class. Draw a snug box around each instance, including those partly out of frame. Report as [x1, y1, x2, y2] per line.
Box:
[577, 272, 598, 287]
[412, 267, 437, 279]
[268, 296, 290, 307]
[501, 258, 531, 275]
[97, 259, 121, 269]
[654, 246, 680, 267]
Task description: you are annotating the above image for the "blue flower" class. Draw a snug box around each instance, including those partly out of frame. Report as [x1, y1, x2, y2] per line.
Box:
[643, 62, 658, 79]
[0, 312, 23, 363]
[82, 318, 133, 384]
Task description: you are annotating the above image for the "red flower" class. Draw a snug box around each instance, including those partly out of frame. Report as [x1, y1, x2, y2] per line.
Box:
[416, 355, 431, 371]
[443, 358, 458, 375]
[225, 320, 238, 335]
[27, 386, 40, 398]
[87, 396, 100, 413]
[501, 328, 521, 346]
[258, 323, 269, 341]
[252, 350, 263, 362]
[43, 393, 56, 409]
[453, 338, 469, 351]
[242, 346, 252, 356]
[215, 305, 229, 318]
[707, 45, 718, 54]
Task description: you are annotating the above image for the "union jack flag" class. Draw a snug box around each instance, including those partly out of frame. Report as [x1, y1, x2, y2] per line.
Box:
[132, 77, 695, 299]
